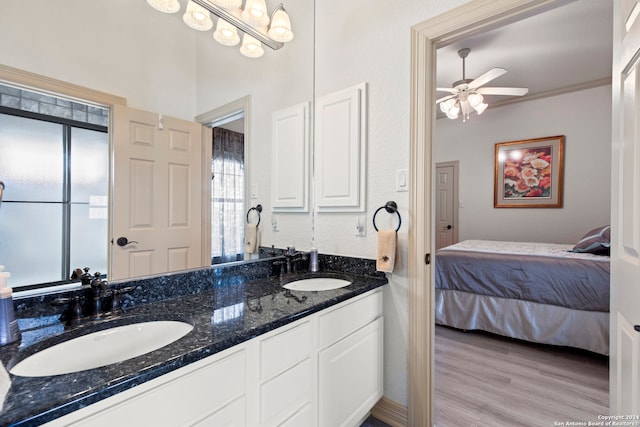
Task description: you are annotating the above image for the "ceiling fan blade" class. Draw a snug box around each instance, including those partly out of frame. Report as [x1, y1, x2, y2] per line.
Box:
[477, 87, 529, 96]
[468, 67, 507, 89]
[436, 87, 457, 93]
[436, 94, 456, 104]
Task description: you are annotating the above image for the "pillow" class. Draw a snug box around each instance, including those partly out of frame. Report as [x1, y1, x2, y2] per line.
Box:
[572, 225, 610, 254]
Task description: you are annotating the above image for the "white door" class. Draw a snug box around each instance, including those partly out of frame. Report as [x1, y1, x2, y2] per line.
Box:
[111, 105, 204, 280]
[435, 162, 458, 249]
[611, 0, 640, 415]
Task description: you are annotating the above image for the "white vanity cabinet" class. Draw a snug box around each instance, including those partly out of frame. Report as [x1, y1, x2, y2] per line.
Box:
[43, 289, 383, 427]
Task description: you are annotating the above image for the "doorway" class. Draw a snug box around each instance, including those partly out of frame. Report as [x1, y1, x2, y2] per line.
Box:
[408, 1, 611, 425]
[195, 96, 251, 267]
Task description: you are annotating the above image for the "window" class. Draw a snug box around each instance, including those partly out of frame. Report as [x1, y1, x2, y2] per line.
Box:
[211, 127, 245, 264]
[0, 84, 108, 289]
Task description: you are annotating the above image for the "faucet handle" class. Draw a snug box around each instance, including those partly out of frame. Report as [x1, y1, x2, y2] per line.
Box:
[110, 286, 134, 311]
[51, 295, 84, 321]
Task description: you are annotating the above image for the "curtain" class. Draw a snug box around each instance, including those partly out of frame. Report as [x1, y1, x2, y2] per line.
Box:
[211, 128, 245, 264]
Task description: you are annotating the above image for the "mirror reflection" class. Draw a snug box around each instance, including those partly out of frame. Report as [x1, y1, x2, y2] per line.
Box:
[0, 0, 315, 290]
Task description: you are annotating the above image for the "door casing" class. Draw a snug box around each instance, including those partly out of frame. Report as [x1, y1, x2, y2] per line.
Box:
[409, 1, 574, 425]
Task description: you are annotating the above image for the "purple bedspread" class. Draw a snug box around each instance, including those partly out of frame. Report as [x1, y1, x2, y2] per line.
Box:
[435, 249, 610, 312]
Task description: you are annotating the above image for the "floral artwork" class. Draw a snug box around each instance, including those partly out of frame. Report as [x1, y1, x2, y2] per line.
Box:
[502, 146, 552, 199]
[494, 136, 565, 208]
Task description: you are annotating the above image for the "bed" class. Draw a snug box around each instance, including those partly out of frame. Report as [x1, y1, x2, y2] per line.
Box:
[435, 237, 610, 355]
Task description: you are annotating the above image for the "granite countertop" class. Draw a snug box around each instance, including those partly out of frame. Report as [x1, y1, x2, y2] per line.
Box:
[0, 267, 387, 427]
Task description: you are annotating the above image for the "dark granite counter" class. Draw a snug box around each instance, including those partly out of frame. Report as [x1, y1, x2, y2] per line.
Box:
[0, 255, 387, 426]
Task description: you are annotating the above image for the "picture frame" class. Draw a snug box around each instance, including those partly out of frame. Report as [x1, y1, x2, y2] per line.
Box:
[494, 135, 565, 208]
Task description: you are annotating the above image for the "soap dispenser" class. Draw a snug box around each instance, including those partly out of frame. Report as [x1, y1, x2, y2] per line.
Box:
[0, 271, 20, 346]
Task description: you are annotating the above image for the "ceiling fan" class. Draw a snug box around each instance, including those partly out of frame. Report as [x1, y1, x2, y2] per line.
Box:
[437, 48, 528, 121]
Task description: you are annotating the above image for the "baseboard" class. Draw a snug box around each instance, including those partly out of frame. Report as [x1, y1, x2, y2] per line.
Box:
[371, 396, 408, 427]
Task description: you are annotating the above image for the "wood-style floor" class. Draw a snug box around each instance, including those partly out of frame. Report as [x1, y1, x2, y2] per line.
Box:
[435, 325, 609, 427]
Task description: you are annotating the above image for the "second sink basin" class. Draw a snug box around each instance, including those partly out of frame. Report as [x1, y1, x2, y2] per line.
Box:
[10, 320, 193, 377]
[283, 277, 351, 291]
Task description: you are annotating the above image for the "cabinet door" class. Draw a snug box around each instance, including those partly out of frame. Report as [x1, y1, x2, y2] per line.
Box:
[193, 396, 245, 427]
[315, 83, 367, 212]
[318, 318, 383, 427]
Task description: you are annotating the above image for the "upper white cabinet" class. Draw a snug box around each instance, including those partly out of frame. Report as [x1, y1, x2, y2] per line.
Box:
[315, 83, 367, 212]
[271, 102, 310, 212]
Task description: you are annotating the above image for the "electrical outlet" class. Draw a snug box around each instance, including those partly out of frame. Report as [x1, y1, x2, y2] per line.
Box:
[271, 215, 279, 231]
[355, 215, 366, 236]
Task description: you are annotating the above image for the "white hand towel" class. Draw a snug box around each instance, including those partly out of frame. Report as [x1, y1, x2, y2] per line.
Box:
[376, 229, 397, 273]
[245, 224, 258, 254]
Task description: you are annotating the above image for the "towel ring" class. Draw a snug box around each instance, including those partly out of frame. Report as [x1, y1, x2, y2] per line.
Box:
[372, 201, 401, 232]
[246, 204, 262, 226]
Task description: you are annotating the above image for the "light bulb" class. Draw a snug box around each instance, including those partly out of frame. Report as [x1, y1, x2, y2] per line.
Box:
[468, 92, 484, 107]
[474, 102, 488, 115]
[446, 103, 460, 119]
[268, 7, 294, 42]
[214, 18, 240, 46]
[240, 34, 264, 58]
[147, 0, 180, 13]
[242, 0, 270, 27]
[440, 98, 456, 114]
[183, 1, 214, 31]
[211, 0, 242, 9]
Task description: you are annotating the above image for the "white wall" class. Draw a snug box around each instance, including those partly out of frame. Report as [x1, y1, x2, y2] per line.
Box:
[313, 0, 470, 406]
[0, 0, 197, 119]
[435, 85, 612, 244]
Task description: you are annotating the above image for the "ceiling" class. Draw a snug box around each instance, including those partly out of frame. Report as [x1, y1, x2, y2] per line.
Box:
[436, 0, 613, 111]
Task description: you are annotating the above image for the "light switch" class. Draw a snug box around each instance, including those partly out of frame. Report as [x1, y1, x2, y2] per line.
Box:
[251, 184, 258, 199]
[271, 215, 279, 231]
[396, 169, 409, 192]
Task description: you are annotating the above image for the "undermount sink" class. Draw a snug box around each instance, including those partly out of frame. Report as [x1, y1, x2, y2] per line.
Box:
[282, 277, 351, 292]
[10, 320, 193, 377]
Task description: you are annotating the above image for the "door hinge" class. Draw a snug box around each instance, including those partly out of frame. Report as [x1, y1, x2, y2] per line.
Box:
[425, 253, 431, 265]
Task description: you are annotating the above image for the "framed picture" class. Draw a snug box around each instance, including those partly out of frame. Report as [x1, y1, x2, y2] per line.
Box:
[494, 135, 565, 208]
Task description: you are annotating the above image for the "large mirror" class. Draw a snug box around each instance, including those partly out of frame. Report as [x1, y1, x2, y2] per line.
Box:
[0, 0, 315, 290]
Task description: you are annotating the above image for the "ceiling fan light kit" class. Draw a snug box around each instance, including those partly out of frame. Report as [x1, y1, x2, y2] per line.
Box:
[437, 48, 528, 122]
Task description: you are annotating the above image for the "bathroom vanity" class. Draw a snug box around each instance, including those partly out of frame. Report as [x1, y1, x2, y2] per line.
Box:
[0, 256, 387, 426]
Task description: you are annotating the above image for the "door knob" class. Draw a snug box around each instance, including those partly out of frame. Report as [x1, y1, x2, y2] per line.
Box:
[446, 225, 452, 229]
[116, 237, 138, 247]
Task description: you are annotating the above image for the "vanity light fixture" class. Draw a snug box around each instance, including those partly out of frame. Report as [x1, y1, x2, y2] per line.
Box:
[240, 34, 265, 58]
[214, 18, 241, 46]
[147, 0, 181, 13]
[146, 0, 294, 58]
[183, 1, 214, 31]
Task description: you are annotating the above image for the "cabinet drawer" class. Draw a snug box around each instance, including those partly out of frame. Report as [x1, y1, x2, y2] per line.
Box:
[260, 320, 311, 380]
[56, 349, 246, 426]
[318, 289, 382, 349]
